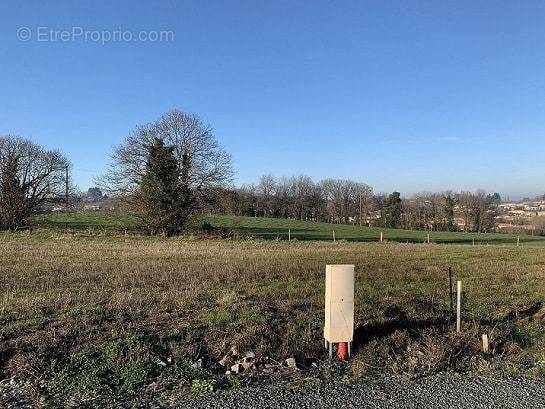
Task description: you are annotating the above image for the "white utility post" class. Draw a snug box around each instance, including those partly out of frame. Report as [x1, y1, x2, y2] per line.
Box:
[288, 228, 291, 241]
[324, 265, 354, 359]
[380, 232, 383, 242]
[332, 230, 336, 242]
[456, 280, 462, 333]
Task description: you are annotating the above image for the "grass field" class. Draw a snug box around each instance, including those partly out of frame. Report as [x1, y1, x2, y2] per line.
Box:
[32, 210, 545, 246]
[33, 210, 139, 232]
[2, 227, 545, 402]
[204, 214, 545, 245]
[3, 211, 545, 401]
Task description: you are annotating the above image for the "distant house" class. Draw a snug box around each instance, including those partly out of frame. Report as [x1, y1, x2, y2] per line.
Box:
[83, 204, 101, 211]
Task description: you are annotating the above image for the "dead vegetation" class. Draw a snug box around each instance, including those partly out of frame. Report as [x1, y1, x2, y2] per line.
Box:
[1, 234, 545, 399]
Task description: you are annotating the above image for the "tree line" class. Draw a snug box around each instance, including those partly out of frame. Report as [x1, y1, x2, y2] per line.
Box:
[204, 180, 500, 233]
[0, 108, 502, 235]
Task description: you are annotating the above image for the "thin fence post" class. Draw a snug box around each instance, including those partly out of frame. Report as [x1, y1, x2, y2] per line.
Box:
[448, 267, 453, 321]
[332, 230, 336, 242]
[456, 280, 462, 333]
[288, 228, 291, 241]
[482, 334, 489, 353]
[517, 236, 520, 247]
[427, 233, 430, 244]
[380, 232, 383, 243]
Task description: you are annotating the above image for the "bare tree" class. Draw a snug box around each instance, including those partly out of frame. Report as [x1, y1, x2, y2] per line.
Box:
[457, 191, 474, 231]
[319, 179, 358, 223]
[471, 189, 488, 233]
[356, 183, 373, 226]
[291, 175, 314, 220]
[102, 109, 233, 214]
[0, 136, 70, 231]
[256, 175, 276, 217]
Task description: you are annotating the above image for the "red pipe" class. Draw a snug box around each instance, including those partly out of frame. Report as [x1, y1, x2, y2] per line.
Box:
[337, 342, 348, 361]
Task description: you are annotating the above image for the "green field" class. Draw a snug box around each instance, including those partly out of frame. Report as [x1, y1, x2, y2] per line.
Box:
[3, 211, 545, 403]
[33, 210, 545, 246]
[33, 210, 139, 232]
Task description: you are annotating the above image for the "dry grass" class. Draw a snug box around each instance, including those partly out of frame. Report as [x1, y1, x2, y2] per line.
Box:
[1, 234, 545, 397]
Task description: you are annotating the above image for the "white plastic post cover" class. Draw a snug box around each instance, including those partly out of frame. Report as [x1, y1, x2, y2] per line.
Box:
[324, 264, 354, 343]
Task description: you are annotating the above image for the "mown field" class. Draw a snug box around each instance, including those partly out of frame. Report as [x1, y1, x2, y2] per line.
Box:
[33, 210, 545, 245]
[2, 226, 545, 403]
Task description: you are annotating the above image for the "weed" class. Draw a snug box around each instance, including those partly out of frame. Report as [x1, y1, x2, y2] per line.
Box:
[190, 379, 217, 393]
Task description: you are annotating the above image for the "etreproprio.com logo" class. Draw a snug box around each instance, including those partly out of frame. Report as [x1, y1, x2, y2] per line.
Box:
[16, 26, 175, 44]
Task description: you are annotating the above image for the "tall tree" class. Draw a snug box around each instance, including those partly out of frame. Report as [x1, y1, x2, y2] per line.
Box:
[384, 191, 402, 228]
[0, 153, 24, 230]
[443, 194, 456, 231]
[256, 175, 276, 217]
[139, 138, 193, 236]
[103, 109, 233, 207]
[0, 136, 69, 231]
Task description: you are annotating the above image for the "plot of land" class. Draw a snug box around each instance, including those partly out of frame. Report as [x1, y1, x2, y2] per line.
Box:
[1, 229, 545, 403]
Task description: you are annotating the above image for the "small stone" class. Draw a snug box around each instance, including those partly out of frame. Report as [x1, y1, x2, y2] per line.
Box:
[230, 363, 241, 374]
[285, 358, 297, 369]
[245, 351, 255, 359]
[219, 355, 234, 367]
[241, 361, 253, 370]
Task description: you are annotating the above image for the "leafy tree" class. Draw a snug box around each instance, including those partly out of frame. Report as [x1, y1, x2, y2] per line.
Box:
[139, 138, 194, 236]
[0, 154, 24, 230]
[486, 192, 502, 205]
[86, 187, 104, 202]
[384, 191, 402, 228]
[443, 194, 456, 231]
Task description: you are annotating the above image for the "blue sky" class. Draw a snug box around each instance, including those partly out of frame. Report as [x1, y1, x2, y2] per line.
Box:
[1, 1, 544, 198]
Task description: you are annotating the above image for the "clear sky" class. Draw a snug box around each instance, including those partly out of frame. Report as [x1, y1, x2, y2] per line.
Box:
[1, 1, 544, 199]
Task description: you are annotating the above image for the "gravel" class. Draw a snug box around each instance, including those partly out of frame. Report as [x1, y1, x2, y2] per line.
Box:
[2, 374, 545, 408]
[177, 375, 545, 409]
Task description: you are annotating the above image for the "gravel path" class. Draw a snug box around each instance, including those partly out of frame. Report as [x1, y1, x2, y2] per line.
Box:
[2, 375, 545, 408]
[178, 375, 545, 409]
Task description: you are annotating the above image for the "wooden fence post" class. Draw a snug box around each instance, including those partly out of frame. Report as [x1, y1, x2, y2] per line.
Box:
[448, 267, 453, 320]
[482, 334, 489, 353]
